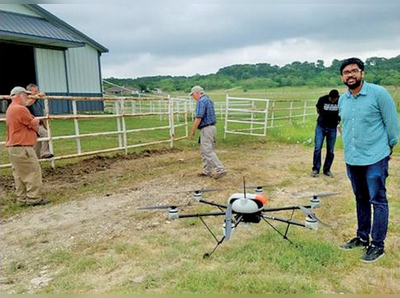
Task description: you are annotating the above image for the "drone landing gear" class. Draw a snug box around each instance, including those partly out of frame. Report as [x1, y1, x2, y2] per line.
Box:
[262, 217, 295, 245]
[262, 209, 300, 246]
[200, 216, 243, 259]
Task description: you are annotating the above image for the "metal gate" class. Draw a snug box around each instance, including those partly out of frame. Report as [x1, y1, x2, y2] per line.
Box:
[224, 96, 269, 139]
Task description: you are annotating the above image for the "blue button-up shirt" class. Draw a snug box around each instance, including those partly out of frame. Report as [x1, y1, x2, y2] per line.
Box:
[339, 81, 399, 166]
[196, 95, 216, 129]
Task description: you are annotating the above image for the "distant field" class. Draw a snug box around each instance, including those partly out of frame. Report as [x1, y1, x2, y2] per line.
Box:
[171, 85, 400, 103]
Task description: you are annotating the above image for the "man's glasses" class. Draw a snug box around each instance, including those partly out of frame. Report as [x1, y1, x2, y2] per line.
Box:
[342, 69, 362, 76]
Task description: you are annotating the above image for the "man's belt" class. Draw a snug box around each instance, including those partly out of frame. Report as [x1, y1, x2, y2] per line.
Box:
[199, 123, 216, 129]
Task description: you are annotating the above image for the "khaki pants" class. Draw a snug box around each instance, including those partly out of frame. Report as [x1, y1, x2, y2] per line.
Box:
[34, 123, 52, 158]
[7, 146, 43, 204]
[200, 125, 226, 175]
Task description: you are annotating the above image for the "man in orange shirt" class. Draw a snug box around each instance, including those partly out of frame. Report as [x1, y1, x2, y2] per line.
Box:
[6, 86, 49, 206]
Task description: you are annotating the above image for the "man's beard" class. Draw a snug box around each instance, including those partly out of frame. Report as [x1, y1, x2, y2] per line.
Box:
[345, 78, 362, 90]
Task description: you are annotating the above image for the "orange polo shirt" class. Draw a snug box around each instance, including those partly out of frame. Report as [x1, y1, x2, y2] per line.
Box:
[6, 103, 39, 147]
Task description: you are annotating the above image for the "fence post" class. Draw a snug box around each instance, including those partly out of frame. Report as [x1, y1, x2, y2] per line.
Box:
[176, 100, 180, 123]
[184, 99, 188, 138]
[168, 95, 175, 148]
[131, 100, 135, 114]
[115, 100, 123, 148]
[271, 101, 275, 128]
[44, 98, 55, 168]
[250, 100, 255, 135]
[224, 94, 229, 139]
[158, 100, 162, 121]
[72, 100, 82, 155]
[264, 99, 269, 136]
[120, 98, 128, 155]
[190, 99, 195, 121]
[303, 100, 307, 122]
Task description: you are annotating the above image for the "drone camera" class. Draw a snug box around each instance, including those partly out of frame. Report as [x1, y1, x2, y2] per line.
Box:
[305, 215, 318, 230]
[168, 207, 179, 220]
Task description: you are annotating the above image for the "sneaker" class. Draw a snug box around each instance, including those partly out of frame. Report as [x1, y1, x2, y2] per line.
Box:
[339, 237, 369, 250]
[26, 198, 50, 206]
[41, 154, 54, 159]
[213, 171, 227, 179]
[323, 171, 334, 178]
[360, 245, 385, 263]
[311, 170, 319, 177]
[197, 172, 211, 177]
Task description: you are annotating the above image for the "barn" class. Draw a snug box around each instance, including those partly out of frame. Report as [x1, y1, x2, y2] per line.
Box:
[0, 4, 108, 114]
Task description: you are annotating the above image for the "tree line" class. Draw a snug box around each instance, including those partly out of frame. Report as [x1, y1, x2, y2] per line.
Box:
[105, 56, 400, 93]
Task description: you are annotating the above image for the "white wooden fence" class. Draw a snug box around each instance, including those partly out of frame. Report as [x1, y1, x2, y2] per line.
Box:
[177, 96, 317, 125]
[1, 94, 318, 168]
[224, 96, 270, 139]
[0, 96, 188, 169]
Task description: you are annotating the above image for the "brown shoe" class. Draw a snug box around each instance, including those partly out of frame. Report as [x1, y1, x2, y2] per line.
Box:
[213, 171, 227, 179]
[26, 198, 50, 206]
[197, 172, 211, 177]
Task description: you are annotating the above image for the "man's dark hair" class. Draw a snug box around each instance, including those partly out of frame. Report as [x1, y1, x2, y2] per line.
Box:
[340, 58, 365, 74]
[329, 89, 339, 98]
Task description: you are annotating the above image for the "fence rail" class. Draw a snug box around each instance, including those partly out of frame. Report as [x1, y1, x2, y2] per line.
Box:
[1, 94, 318, 168]
[0, 95, 188, 169]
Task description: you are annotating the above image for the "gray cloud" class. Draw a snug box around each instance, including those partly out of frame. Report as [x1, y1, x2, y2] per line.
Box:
[41, 2, 400, 78]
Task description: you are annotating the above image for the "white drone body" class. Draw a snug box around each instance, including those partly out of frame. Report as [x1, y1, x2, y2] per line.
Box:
[228, 193, 267, 214]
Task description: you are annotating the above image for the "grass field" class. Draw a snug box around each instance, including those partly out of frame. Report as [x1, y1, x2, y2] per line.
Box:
[1, 86, 399, 294]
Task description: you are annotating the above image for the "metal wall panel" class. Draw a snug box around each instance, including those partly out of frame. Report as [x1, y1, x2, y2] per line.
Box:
[35, 48, 68, 92]
[35, 48, 70, 114]
[66, 45, 102, 94]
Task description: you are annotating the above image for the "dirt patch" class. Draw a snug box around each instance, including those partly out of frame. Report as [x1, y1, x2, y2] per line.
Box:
[1, 148, 181, 192]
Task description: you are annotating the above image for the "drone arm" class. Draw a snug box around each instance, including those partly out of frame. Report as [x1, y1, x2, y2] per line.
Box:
[262, 214, 306, 228]
[198, 199, 227, 209]
[263, 205, 312, 212]
[178, 211, 226, 219]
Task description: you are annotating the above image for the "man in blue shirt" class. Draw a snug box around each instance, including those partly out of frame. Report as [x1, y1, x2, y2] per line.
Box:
[189, 85, 226, 179]
[338, 58, 399, 263]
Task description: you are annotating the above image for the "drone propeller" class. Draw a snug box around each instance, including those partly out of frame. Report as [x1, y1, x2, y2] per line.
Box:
[244, 184, 270, 189]
[224, 201, 233, 241]
[294, 192, 340, 199]
[171, 188, 224, 194]
[137, 204, 188, 210]
[312, 192, 340, 198]
[298, 206, 330, 227]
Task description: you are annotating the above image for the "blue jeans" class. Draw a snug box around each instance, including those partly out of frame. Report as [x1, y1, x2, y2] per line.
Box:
[312, 124, 337, 173]
[346, 156, 389, 248]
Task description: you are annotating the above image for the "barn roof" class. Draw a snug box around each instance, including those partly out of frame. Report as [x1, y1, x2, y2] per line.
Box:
[0, 11, 85, 48]
[0, 5, 108, 53]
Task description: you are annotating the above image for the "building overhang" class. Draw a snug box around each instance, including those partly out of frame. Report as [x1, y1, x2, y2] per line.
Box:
[0, 11, 86, 49]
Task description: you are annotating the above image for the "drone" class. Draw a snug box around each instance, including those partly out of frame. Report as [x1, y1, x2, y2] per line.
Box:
[138, 178, 339, 258]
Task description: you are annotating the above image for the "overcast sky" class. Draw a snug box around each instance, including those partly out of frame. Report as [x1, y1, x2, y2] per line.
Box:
[41, 1, 400, 79]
